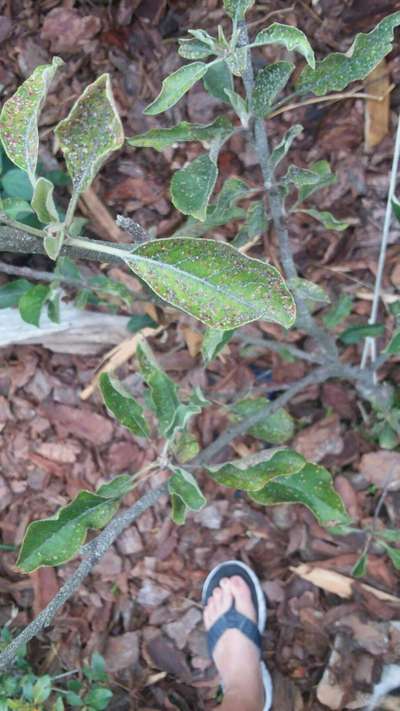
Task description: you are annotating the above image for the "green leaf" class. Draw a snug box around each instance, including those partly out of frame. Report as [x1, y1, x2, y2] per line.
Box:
[170, 493, 188, 525]
[253, 62, 294, 118]
[1, 168, 34, 200]
[202, 327, 235, 364]
[284, 164, 323, 194]
[297, 208, 350, 232]
[43, 224, 65, 261]
[172, 387, 209, 435]
[382, 543, 400, 570]
[231, 398, 295, 443]
[88, 274, 133, 306]
[250, 462, 350, 525]
[233, 200, 269, 248]
[289, 277, 330, 304]
[136, 338, 180, 437]
[322, 293, 353, 329]
[270, 124, 303, 169]
[224, 88, 250, 125]
[47, 291, 60, 323]
[171, 154, 218, 220]
[378, 423, 398, 450]
[297, 160, 336, 203]
[18, 284, 50, 326]
[0, 57, 63, 182]
[352, 552, 368, 578]
[128, 117, 233, 152]
[127, 313, 158, 333]
[339, 323, 385, 345]
[17, 482, 126, 572]
[203, 61, 234, 102]
[173, 177, 248, 238]
[99, 372, 150, 437]
[392, 195, 400, 222]
[385, 329, 400, 354]
[96, 475, 133, 499]
[144, 62, 208, 115]
[376, 528, 400, 543]
[127, 238, 296, 330]
[55, 74, 124, 195]
[223, 0, 255, 19]
[0, 278, 32, 308]
[82, 687, 113, 710]
[55, 256, 81, 280]
[168, 467, 206, 510]
[0, 196, 34, 220]
[253, 23, 315, 68]
[207, 448, 305, 491]
[31, 176, 59, 223]
[88, 651, 108, 682]
[297, 12, 400, 96]
[32, 675, 52, 703]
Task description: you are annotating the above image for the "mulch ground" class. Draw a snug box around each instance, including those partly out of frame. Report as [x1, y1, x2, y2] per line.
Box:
[1, 1, 400, 709]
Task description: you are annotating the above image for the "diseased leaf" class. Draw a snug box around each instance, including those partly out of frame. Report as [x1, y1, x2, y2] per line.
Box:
[126, 238, 296, 330]
[136, 338, 180, 437]
[250, 462, 350, 525]
[284, 164, 323, 193]
[99, 372, 150, 437]
[223, 0, 255, 19]
[226, 47, 248, 77]
[172, 430, 200, 463]
[339, 323, 384, 344]
[233, 200, 268, 248]
[178, 33, 215, 60]
[170, 493, 188, 525]
[168, 467, 206, 510]
[207, 449, 305, 491]
[297, 208, 350, 232]
[289, 277, 330, 304]
[231, 398, 295, 443]
[202, 328, 235, 364]
[43, 224, 65, 261]
[0, 56, 63, 182]
[31, 177, 59, 223]
[297, 12, 400, 96]
[203, 61, 234, 102]
[270, 124, 303, 169]
[298, 160, 336, 203]
[174, 177, 248, 238]
[171, 154, 218, 220]
[97, 474, 133, 499]
[17, 483, 126, 572]
[0, 278, 32, 308]
[144, 62, 208, 116]
[323, 293, 353, 329]
[385, 329, 400, 354]
[18, 284, 50, 326]
[253, 23, 315, 68]
[127, 117, 233, 152]
[253, 62, 294, 117]
[376, 528, 400, 543]
[55, 74, 124, 195]
[172, 387, 209, 434]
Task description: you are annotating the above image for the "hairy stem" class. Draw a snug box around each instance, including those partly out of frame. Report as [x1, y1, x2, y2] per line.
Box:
[0, 482, 168, 671]
[238, 22, 338, 360]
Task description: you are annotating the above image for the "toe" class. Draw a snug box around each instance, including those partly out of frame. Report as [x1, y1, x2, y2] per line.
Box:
[230, 575, 257, 622]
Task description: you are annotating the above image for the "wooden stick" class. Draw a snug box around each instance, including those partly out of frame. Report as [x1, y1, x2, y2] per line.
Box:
[290, 564, 400, 604]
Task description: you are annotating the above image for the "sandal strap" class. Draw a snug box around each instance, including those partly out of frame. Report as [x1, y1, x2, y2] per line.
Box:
[207, 605, 262, 658]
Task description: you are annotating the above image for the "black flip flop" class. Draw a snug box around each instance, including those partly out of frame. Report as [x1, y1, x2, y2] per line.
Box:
[202, 560, 273, 710]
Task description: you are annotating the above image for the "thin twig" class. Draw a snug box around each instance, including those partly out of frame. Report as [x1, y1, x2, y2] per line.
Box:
[361, 112, 400, 370]
[234, 332, 324, 364]
[267, 84, 394, 119]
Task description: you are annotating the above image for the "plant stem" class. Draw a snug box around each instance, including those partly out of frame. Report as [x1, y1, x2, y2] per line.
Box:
[64, 192, 79, 229]
[238, 22, 338, 360]
[0, 482, 168, 672]
[234, 332, 324, 364]
[361, 112, 400, 369]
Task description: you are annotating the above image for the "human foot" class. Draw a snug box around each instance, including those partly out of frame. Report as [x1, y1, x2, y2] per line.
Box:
[204, 575, 265, 710]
